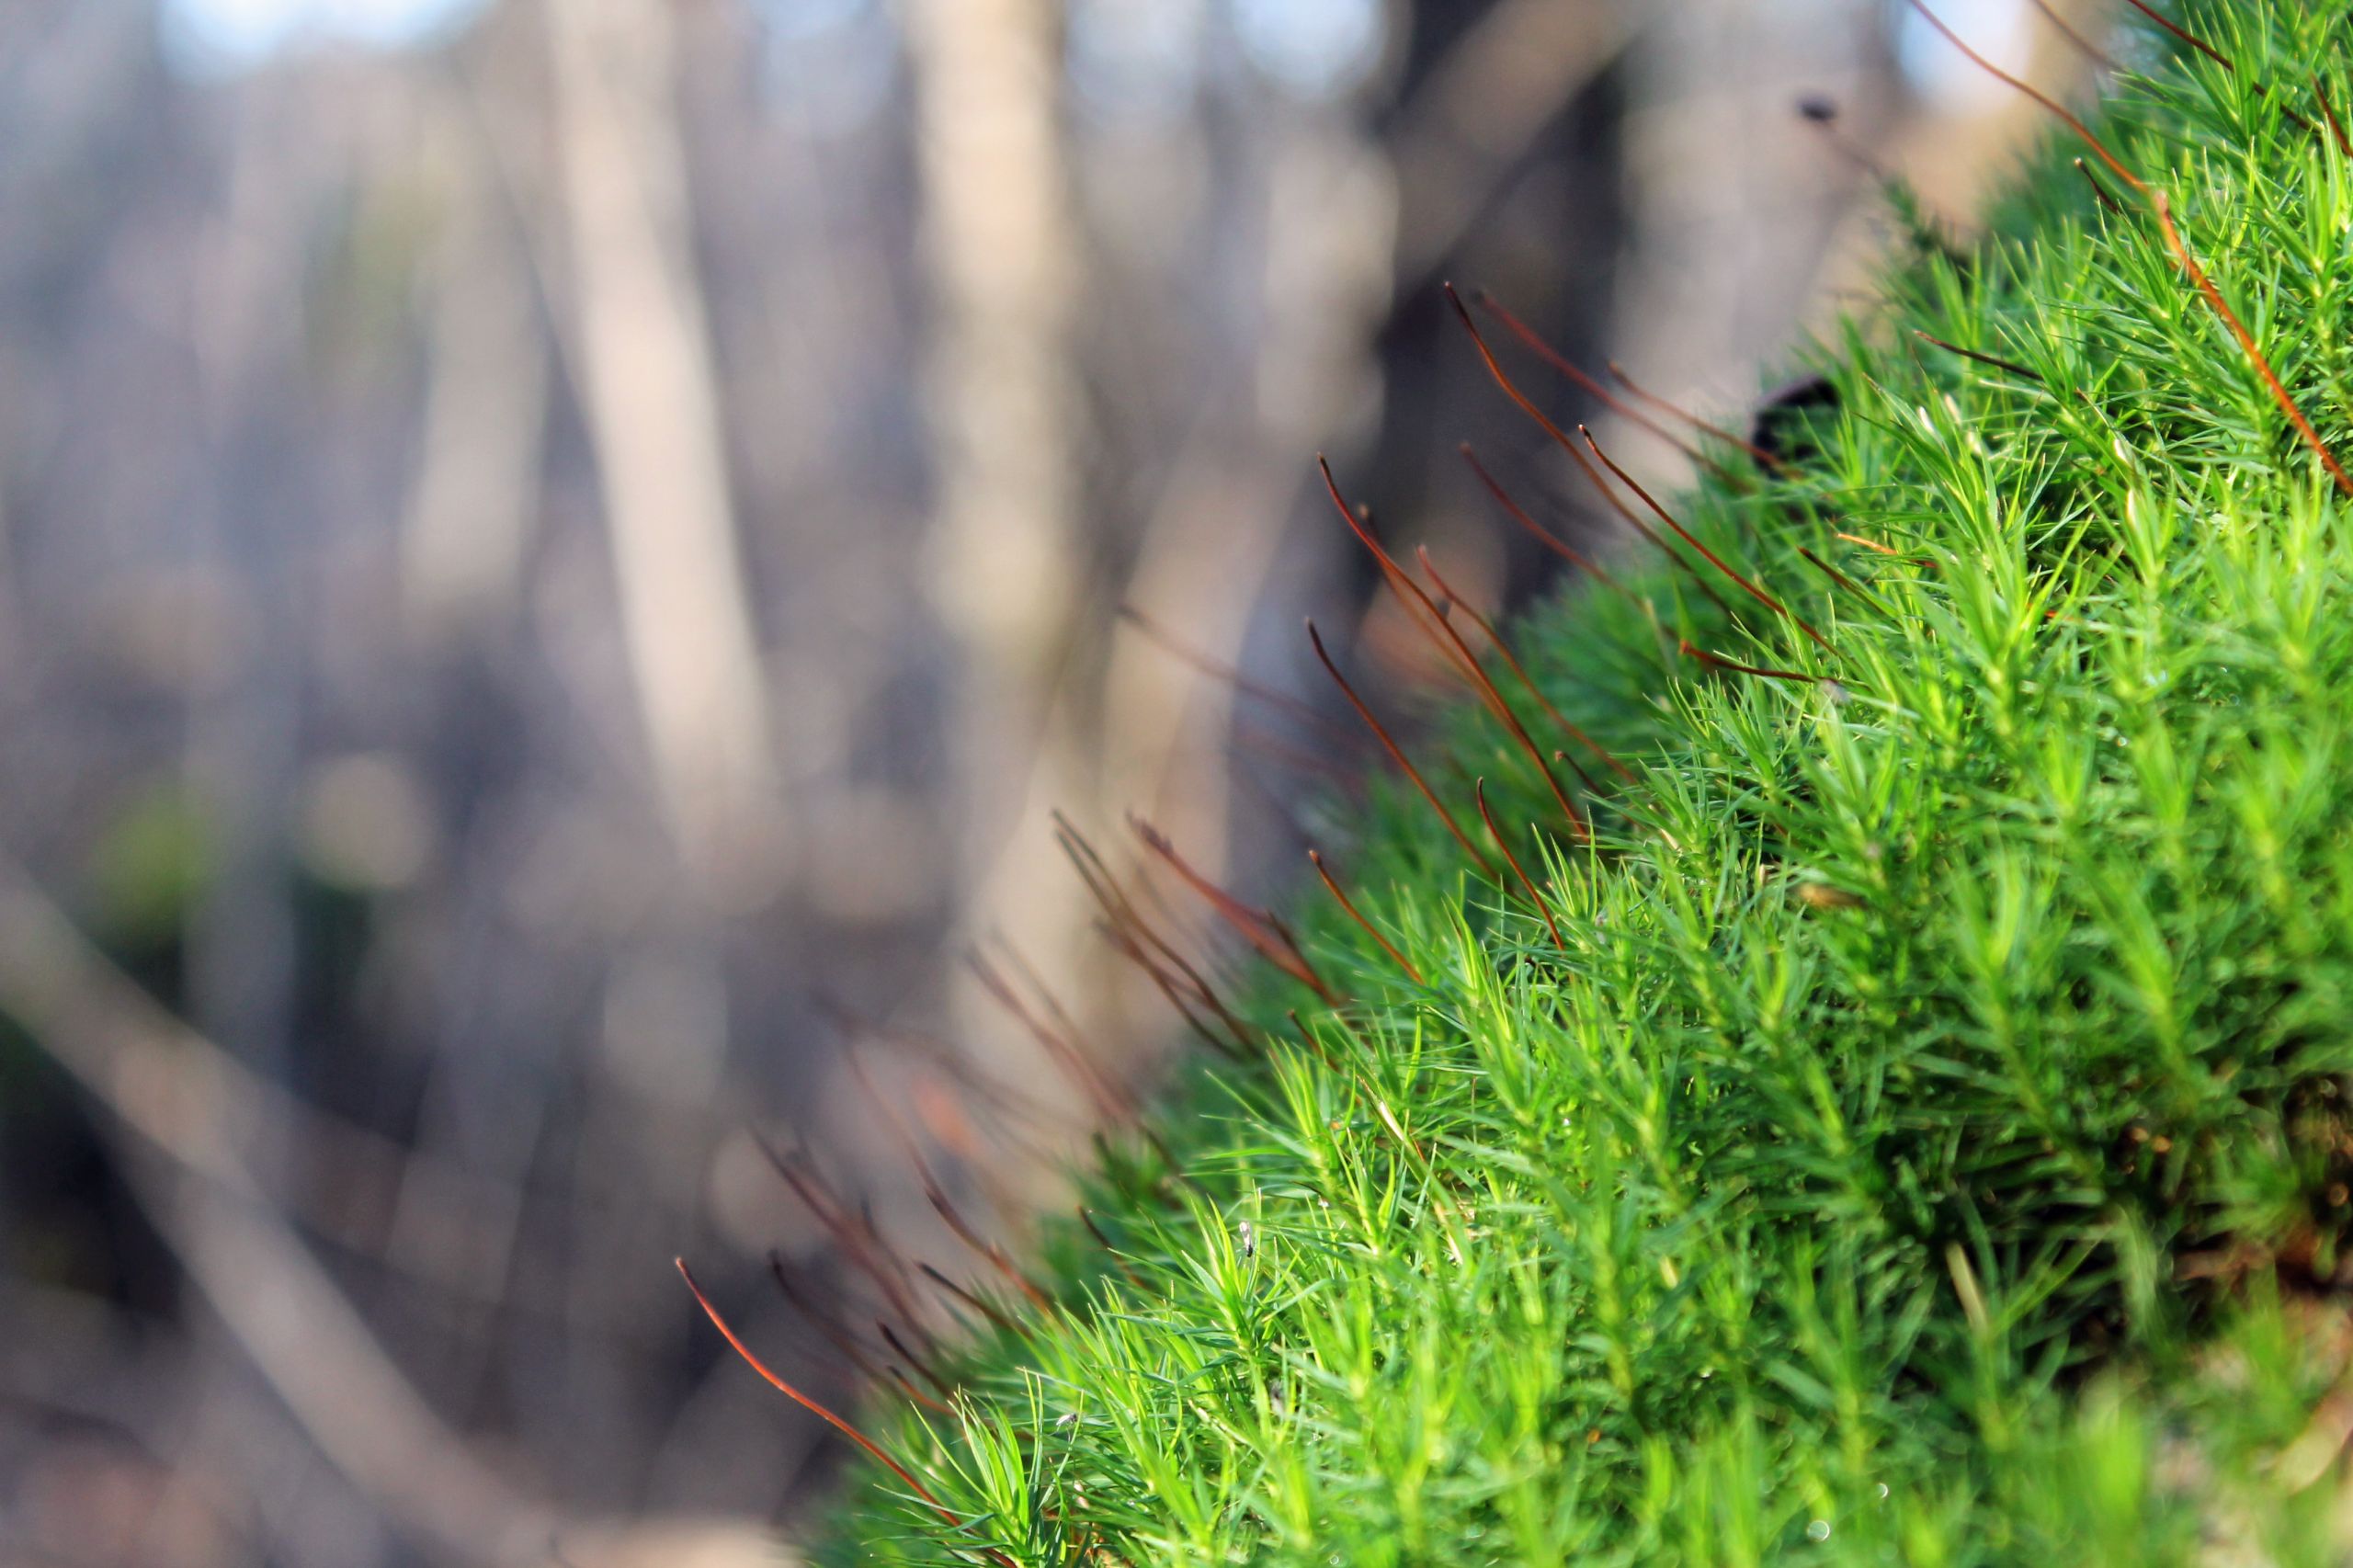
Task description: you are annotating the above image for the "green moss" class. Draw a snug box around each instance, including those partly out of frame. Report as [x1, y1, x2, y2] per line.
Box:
[88, 782, 214, 950]
[824, 5, 2353, 1560]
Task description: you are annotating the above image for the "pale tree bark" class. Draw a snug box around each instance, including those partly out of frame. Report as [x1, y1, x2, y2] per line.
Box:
[401, 89, 548, 640]
[1885, 0, 2110, 221]
[1608, 0, 2104, 471]
[544, 0, 783, 906]
[1100, 119, 1401, 895]
[1605, 0, 1894, 451]
[902, 0, 1100, 1085]
[1103, 0, 1633, 881]
[1389, 0, 1626, 287]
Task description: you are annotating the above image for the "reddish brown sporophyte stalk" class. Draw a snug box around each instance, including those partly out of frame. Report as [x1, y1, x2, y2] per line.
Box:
[1580, 426, 1838, 660]
[763, 1253, 932, 1408]
[1441, 282, 1735, 617]
[1903, 0, 2149, 198]
[923, 1174, 1052, 1309]
[993, 938, 1139, 1116]
[1471, 290, 1727, 479]
[2314, 75, 2351, 155]
[918, 1261, 1023, 1336]
[1836, 531, 1908, 559]
[876, 1320, 952, 1399]
[1474, 779, 1567, 950]
[1104, 920, 1253, 1062]
[1796, 545, 1894, 619]
[2075, 157, 2124, 213]
[1457, 444, 1621, 591]
[1232, 722, 1363, 787]
[676, 1259, 983, 1543]
[1425, 581, 1603, 797]
[1412, 544, 1635, 785]
[1914, 329, 2044, 385]
[1322, 483, 1483, 690]
[818, 994, 1071, 1139]
[1051, 813, 1256, 1057]
[968, 950, 1139, 1122]
[1306, 618, 1502, 881]
[758, 1138, 928, 1332]
[1308, 848, 1425, 985]
[1111, 922, 1250, 1058]
[1118, 603, 1366, 755]
[1318, 459, 1586, 835]
[1131, 815, 1340, 1004]
[2155, 192, 2353, 498]
[1679, 639, 1821, 685]
[1079, 1206, 1150, 1290]
[2118, 0, 2234, 71]
[841, 1048, 1049, 1308]
[1601, 360, 1795, 476]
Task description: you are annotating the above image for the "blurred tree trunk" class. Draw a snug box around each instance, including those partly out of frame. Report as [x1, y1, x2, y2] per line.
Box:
[545, 0, 783, 906]
[401, 87, 547, 642]
[1097, 110, 1401, 915]
[1608, 0, 2100, 440]
[1358, 0, 1629, 626]
[902, 0, 1102, 1085]
[1607, 0, 1894, 422]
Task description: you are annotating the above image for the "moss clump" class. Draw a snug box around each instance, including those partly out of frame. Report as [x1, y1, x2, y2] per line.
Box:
[818, 5, 2353, 1561]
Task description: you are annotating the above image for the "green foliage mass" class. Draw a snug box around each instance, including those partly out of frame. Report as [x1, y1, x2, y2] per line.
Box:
[820, 5, 2353, 1560]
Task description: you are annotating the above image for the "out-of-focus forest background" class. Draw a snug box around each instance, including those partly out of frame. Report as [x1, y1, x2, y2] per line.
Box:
[0, 0, 2104, 1562]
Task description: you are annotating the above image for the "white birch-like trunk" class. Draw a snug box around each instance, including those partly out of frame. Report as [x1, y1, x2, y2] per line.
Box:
[545, 0, 783, 906]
